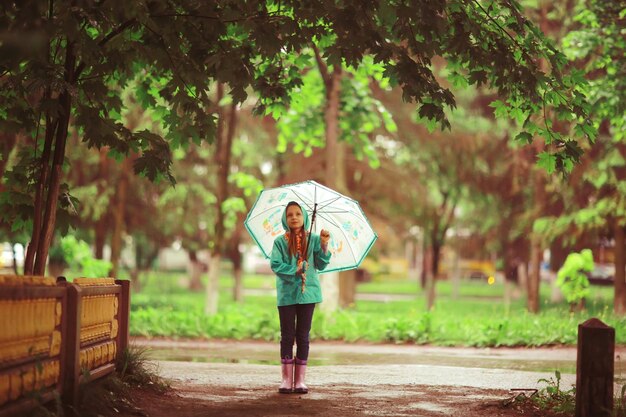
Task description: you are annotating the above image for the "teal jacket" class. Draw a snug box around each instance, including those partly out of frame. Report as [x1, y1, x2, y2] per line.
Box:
[270, 205, 332, 306]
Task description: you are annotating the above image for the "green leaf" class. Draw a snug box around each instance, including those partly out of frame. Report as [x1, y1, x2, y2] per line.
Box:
[515, 131, 533, 143]
[489, 100, 508, 120]
[537, 152, 557, 174]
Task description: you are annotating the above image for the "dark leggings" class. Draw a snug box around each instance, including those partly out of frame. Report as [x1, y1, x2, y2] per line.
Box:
[278, 303, 316, 361]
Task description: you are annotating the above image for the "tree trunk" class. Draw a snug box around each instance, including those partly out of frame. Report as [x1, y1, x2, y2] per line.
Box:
[338, 270, 356, 308]
[206, 84, 237, 314]
[33, 43, 76, 276]
[431, 239, 442, 281]
[229, 216, 245, 303]
[526, 0, 553, 314]
[518, 261, 528, 298]
[94, 220, 108, 259]
[188, 250, 204, 292]
[336, 141, 357, 307]
[409, 237, 420, 280]
[20, 42, 50, 269]
[33, 92, 72, 275]
[262, 116, 286, 185]
[527, 132, 546, 313]
[130, 268, 142, 293]
[205, 253, 221, 315]
[132, 241, 159, 294]
[549, 238, 569, 273]
[420, 238, 430, 289]
[425, 247, 436, 311]
[317, 51, 343, 313]
[425, 193, 455, 309]
[527, 239, 542, 313]
[233, 265, 243, 303]
[94, 148, 110, 259]
[109, 158, 130, 278]
[24, 117, 56, 275]
[324, 66, 342, 188]
[426, 233, 442, 311]
[613, 221, 626, 315]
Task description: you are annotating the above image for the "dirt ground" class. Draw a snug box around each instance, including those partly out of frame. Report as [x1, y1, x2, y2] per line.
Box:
[100, 338, 593, 416]
[125, 382, 556, 417]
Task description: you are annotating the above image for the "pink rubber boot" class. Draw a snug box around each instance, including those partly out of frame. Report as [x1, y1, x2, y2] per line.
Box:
[278, 358, 294, 394]
[294, 358, 308, 394]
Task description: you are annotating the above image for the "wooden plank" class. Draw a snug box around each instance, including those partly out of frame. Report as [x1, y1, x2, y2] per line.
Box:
[115, 280, 130, 366]
[0, 357, 59, 382]
[79, 286, 121, 296]
[78, 363, 116, 385]
[0, 390, 57, 417]
[0, 286, 65, 299]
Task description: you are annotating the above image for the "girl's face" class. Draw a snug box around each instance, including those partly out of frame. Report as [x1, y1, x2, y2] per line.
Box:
[286, 205, 304, 230]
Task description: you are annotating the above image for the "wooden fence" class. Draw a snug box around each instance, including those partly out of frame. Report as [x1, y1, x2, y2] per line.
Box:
[0, 276, 130, 416]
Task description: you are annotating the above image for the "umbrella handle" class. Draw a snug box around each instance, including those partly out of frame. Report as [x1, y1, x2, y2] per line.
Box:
[297, 252, 307, 293]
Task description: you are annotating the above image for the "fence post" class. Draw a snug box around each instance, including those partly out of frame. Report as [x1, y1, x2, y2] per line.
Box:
[115, 279, 130, 367]
[575, 317, 614, 417]
[62, 284, 82, 408]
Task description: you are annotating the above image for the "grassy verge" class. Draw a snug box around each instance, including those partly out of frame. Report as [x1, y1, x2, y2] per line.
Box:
[31, 345, 168, 417]
[508, 371, 626, 417]
[128, 271, 625, 347]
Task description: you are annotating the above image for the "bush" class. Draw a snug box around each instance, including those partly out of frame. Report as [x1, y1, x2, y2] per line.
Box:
[556, 249, 593, 308]
[60, 235, 112, 278]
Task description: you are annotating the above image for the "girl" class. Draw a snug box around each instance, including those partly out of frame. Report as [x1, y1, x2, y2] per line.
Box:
[270, 201, 331, 394]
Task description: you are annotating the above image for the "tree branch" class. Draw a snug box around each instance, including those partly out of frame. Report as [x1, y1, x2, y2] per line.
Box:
[75, 19, 137, 79]
[312, 43, 331, 89]
[149, 12, 284, 24]
[465, 0, 540, 69]
[141, 23, 198, 100]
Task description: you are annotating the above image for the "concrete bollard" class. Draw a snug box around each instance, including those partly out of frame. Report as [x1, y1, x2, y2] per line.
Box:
[575, 318, 614, 417]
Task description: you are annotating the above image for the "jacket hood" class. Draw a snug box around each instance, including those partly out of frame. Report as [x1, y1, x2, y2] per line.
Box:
[281, 201, 310, 231]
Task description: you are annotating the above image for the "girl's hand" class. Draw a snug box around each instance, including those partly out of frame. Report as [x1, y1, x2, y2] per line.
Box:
[320, 229, 330, 246]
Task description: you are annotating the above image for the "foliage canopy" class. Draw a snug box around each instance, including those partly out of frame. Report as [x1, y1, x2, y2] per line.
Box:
[1, 0, 594, 180]
[0, 0, 599, 274]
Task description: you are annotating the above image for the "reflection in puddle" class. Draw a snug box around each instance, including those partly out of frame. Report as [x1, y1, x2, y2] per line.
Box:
[409, 402, 451, 413]
[138, 341, 626, 380]
[144, 347, 581, 372]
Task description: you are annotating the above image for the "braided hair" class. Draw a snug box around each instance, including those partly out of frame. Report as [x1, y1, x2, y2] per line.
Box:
[285, 201, 308, 259]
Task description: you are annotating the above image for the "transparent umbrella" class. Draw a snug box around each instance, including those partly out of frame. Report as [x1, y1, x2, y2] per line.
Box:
[244, 180, 377, 274]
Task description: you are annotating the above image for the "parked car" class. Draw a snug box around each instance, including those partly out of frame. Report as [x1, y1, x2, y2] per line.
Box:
[586, 263, 614, 286]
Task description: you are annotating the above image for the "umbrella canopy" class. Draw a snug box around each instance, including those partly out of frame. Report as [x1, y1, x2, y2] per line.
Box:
[244, 180, 377, 274]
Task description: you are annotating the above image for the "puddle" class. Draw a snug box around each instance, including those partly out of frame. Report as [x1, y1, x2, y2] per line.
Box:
[408, 402, 451, 413]
[138, 339, 626, 378]
[144, 346, 580, 372]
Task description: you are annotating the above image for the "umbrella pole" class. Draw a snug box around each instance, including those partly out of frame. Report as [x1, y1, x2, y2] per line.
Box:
[302, 204, 317, 294]
[305, 203, 317, 262]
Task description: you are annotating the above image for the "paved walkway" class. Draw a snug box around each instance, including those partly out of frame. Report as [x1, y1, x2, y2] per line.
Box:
[136, 338, 603, 390]
[133, 339, 626, 416]
[155, 361, 575, 391]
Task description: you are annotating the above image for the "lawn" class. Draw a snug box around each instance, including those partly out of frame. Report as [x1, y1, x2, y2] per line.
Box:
[124, 270, 625, 347]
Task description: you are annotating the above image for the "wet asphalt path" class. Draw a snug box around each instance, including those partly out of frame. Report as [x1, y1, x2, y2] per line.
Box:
[133, 338, 626, 391]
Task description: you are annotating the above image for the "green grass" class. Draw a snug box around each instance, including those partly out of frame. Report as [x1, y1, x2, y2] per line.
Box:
[358, 279, 421, 295]
[127, 270, 626, 347]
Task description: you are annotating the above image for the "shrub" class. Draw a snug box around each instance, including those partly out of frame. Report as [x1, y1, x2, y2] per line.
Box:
[556, 249, 593, 309]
